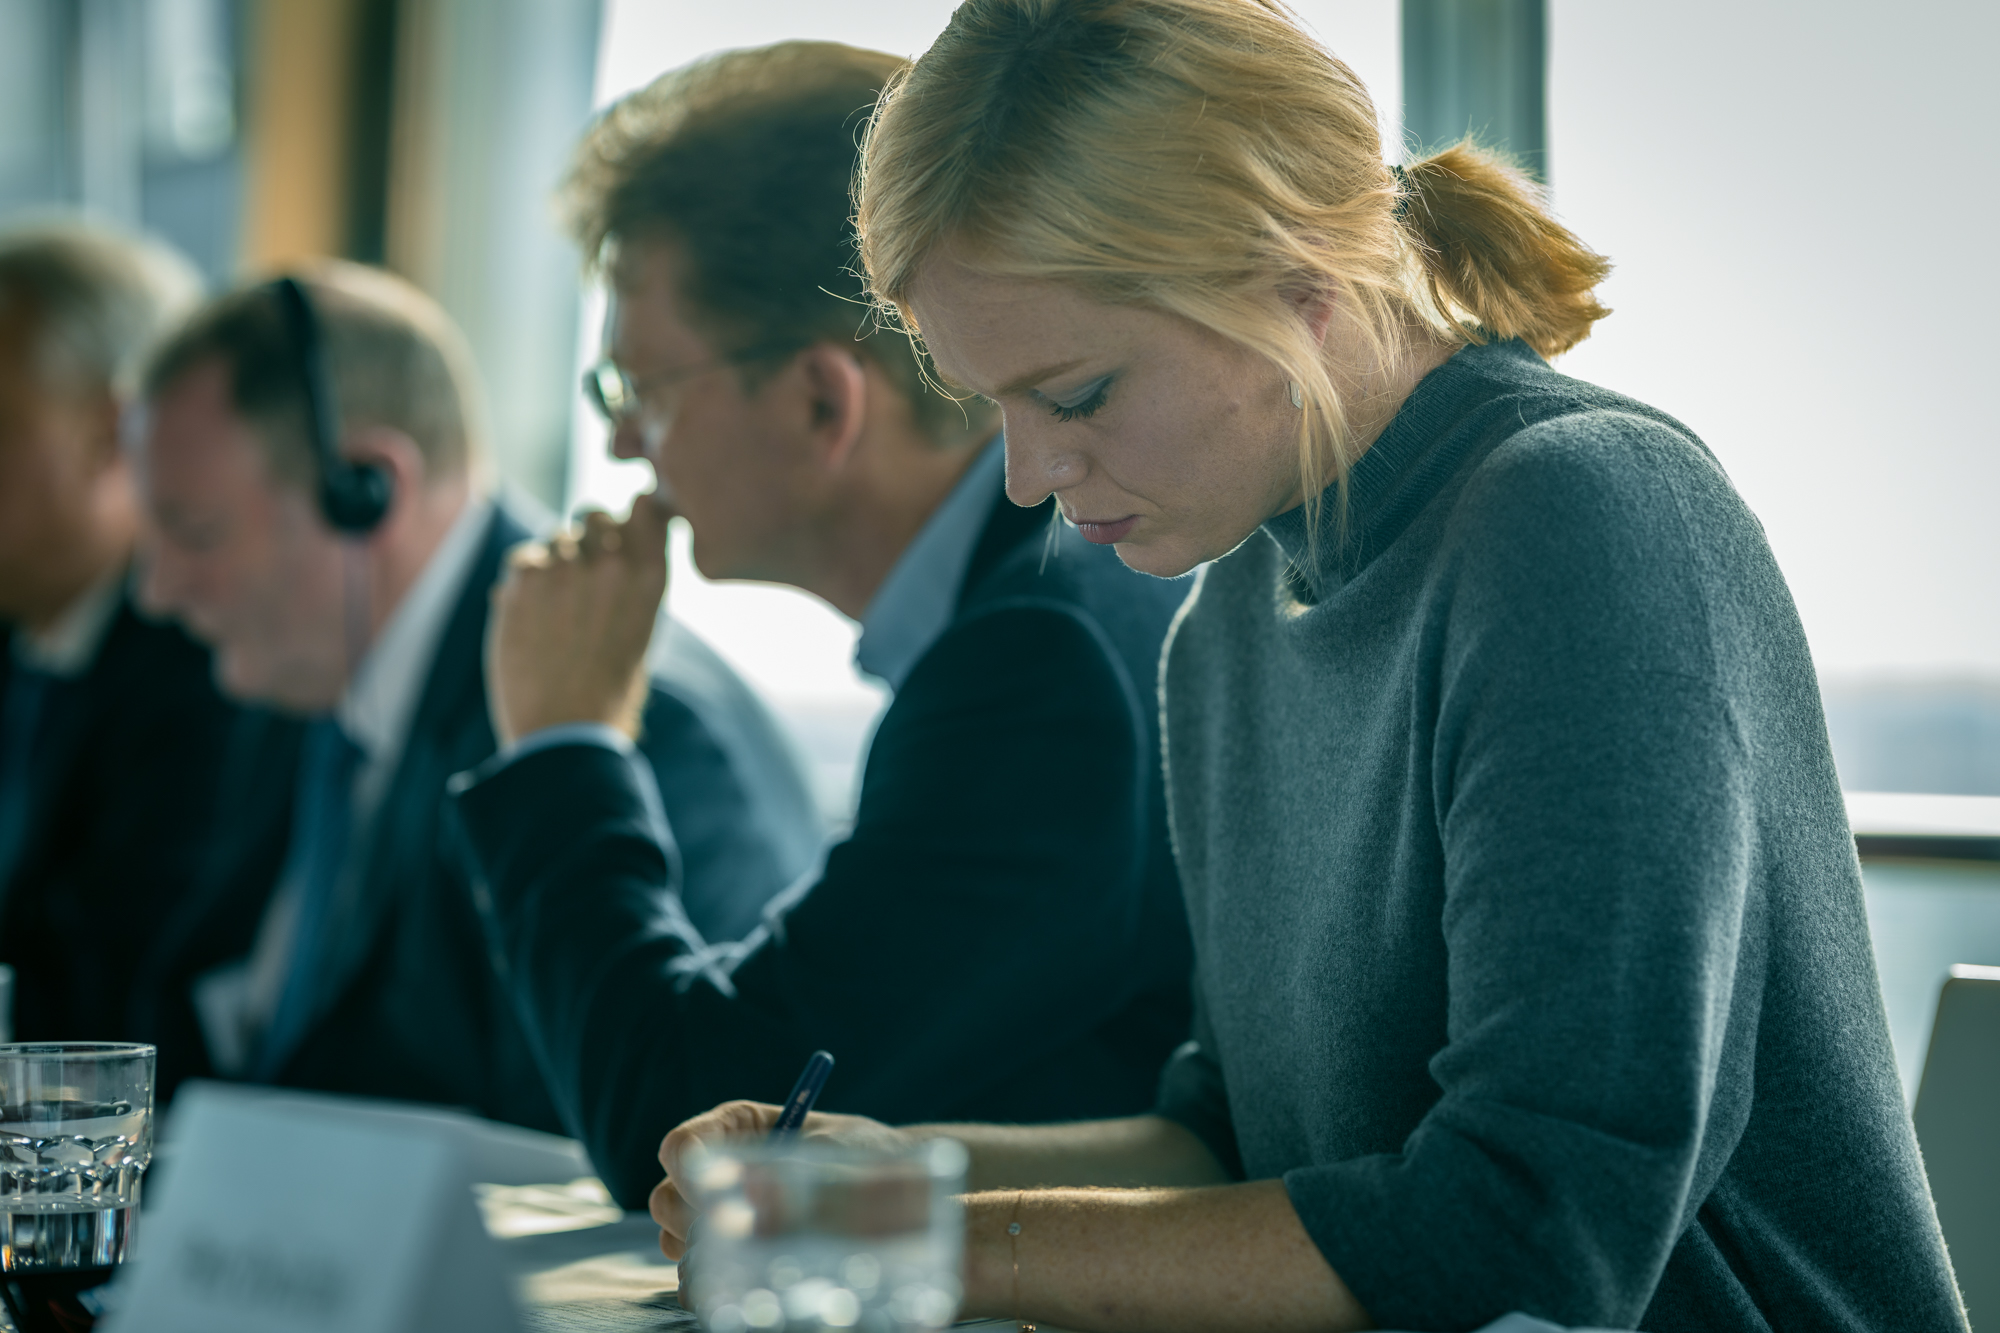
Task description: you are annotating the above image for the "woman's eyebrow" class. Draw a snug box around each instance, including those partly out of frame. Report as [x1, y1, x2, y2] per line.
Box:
[997, 357, 1088, 397]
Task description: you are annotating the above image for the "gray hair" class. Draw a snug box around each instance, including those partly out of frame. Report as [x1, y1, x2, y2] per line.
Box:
[0, 222, 203, 399]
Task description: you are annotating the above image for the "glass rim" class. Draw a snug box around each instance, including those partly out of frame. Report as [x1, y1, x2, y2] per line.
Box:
[0, 1042, 156, 1061]
[688, 1135, 968, 1175]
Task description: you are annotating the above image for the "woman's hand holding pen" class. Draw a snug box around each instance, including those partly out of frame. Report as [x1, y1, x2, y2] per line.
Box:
[650, 1099, 909, 1261]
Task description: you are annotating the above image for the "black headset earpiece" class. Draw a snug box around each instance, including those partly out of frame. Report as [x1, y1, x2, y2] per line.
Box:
[271, 276, 392, 535]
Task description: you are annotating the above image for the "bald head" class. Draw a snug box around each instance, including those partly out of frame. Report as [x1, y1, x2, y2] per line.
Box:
[143, 261, 486, 495]
[134, 263, 484, 710]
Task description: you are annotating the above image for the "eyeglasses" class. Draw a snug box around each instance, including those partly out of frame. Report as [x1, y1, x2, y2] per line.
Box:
[581, 339, 809, 425]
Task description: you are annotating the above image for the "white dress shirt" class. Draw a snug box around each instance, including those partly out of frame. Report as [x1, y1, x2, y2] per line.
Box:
[335, 495, 495, 826]
[197, 496, 495, 1074]
[11, 565, 125, 679]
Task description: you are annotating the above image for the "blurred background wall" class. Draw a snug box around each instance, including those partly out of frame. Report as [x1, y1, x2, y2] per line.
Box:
[0, 0, 600, 511]
[1547, 0, 2000, 800]
[0, 0, 244, 281]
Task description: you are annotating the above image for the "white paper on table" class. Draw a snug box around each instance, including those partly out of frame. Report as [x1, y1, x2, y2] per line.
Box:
[99, 1081, 523, 1333]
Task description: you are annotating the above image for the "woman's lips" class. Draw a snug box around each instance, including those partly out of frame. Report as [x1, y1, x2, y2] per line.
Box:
[1074, 516, 1138, 544]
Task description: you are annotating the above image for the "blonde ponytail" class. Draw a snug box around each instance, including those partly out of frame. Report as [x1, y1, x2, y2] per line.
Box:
[1399, 145, 1612, 358]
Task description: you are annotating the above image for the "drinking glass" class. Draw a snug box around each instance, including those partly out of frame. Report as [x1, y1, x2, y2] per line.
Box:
[685, 1136, 967, 1333]
[0, 1044, 155, 1332]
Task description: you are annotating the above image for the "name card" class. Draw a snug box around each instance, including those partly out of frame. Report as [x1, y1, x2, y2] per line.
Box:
[102, 1082, 523, 1333]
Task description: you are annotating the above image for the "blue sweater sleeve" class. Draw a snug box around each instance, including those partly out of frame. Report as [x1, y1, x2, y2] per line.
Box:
[1285, 416, 1767, 1328]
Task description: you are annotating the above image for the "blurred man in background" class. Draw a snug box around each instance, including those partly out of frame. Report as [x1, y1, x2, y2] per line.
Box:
[0, 225, 237, 1043]
[128, 263, 818, 1130]
[451, 42, 1195, 1207]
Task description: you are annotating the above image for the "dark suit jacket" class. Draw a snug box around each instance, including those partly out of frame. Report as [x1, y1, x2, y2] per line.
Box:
[132, 505, 819, 1129]
[0, 594, 238, 1041]
[454, 492, 1197, 1207]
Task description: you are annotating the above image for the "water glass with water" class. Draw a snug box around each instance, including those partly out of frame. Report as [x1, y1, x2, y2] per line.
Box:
[685, 1136, 967, 1333]
[0, 1043, 155, 1332]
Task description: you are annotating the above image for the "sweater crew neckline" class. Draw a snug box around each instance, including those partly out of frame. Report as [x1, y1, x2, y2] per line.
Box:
[1263, 338, 1540, 600]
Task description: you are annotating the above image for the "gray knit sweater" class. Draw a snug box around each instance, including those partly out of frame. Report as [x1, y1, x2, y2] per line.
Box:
[1154, 339, 1966, 1331]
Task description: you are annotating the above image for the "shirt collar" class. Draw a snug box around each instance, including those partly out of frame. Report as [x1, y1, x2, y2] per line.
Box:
[337, 495, 492, 768]
[855, 436, 1005, 691]
[12, 566, 126, 678]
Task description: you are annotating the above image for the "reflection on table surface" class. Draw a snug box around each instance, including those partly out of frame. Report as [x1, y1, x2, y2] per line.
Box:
[487, 1189, 1049, 1333]
[490, 1194, 690, 1333]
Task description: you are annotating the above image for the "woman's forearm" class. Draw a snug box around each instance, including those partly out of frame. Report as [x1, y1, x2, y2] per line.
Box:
[902, 1114, 1231, 1192]
[957, 1178, 1371, 1333]
[652, 1108, 1229, 1260]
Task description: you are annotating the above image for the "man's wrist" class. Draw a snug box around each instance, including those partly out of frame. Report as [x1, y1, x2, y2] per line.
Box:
[610, 666, 651, 739]
[495, 721, 634, 768]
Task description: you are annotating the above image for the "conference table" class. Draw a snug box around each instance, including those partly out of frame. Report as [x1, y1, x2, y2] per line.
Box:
[490, 1181, 1021, 1333]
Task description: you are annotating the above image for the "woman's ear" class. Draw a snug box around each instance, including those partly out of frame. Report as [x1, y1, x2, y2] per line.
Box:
[1282, 275, 1338, 346]
[796, 343, 870, 471]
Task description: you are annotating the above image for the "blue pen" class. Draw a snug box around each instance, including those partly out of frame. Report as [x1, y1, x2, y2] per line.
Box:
[771, 1050, 835, 1136]
[679, 1051, 836, 1303]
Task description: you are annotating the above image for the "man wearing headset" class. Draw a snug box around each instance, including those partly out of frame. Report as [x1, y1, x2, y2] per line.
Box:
[127, 262, 820, 1128]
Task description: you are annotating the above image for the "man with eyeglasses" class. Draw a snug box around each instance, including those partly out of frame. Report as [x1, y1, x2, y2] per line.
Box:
[448, 41, 1197, 1210]
[124, 262, 818, 1125]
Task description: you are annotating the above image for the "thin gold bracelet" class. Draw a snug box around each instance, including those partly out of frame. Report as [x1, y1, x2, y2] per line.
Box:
[1008, 1190, 1036, 1332]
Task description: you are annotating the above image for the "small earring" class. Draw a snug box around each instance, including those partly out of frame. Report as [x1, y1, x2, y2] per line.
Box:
[1288, 380, 1304, 409]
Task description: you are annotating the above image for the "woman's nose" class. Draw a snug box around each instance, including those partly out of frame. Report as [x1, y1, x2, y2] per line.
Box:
[1002, 421, 1087, 507]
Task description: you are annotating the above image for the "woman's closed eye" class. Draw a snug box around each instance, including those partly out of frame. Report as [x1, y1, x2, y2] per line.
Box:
[1044, 374, 1112, 423]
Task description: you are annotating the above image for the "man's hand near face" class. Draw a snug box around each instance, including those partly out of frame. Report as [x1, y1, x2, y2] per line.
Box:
[487, 494, 673, 747]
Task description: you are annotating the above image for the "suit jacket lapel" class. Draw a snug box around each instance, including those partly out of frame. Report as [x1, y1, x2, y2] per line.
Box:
[302, 505, 528, 1032]
[958, 493, 1056, 611]
[0, 604, 140, 904]
[125, 700, 303, 1085]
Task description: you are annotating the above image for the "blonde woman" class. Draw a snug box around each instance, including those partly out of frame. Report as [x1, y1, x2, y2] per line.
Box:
[650, 2, 1968, 1329]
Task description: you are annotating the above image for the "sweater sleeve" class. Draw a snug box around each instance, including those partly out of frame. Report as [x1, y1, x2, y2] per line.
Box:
[1285, 415, 1764, 1330]
[1153, 986, 1246, 1180]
